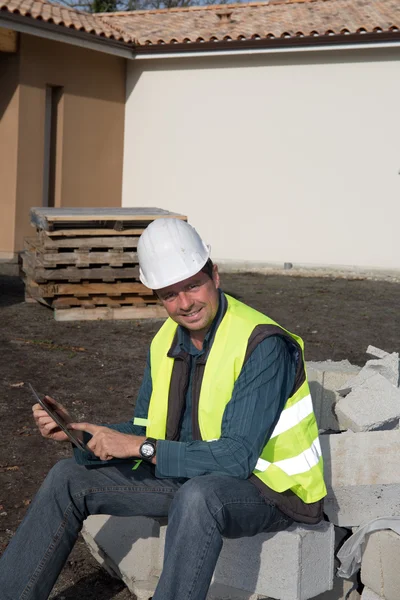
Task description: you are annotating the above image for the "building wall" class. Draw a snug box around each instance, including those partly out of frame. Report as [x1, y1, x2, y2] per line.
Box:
[123, 47, 400, 272]
[1, 33, 126, 254]
[0, 51, 20, 259]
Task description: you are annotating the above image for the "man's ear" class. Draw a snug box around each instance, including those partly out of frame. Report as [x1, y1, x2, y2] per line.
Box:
[212, 264, 220, 289]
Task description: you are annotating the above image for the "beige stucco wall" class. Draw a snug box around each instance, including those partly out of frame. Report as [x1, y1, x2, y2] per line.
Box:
[0, 33, 126, 255]
[123, 48, 400, 272]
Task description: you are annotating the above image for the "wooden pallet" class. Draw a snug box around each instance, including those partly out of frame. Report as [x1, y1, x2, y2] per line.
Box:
[24, 238, 138, 268]
[43, 228, 146, 238]
[30, 207, 187, 232]
[52, 295, 160, 308]
[54, 305, 167, 321]
[23, 280, 153, 298]
[37, 233, 140, 249]
[23, 207, 184, 320]
[21, 253, 140, 282]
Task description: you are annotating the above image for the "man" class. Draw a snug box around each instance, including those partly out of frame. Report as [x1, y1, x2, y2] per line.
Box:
[0, 218, 326, 600]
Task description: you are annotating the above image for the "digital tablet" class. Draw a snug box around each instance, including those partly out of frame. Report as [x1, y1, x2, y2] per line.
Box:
[28, 383, 90, 453]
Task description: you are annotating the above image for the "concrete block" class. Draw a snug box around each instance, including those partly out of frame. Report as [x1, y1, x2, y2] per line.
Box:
[366, 354, 399, 387]
[212, 521, 335, 600]
[320, 431, 400, 526]
[338, 354, 399, 396]
[312, 575, 360, 600]
[361, 530, 400, 600]
[208, 582, 267, 599]
[82, 515, 161, 595]
[84, 519, 334, 600]
[361, 588, 384, 600]
[335, 374, 400, 432]
[366, 346, 390, 360]
[307, 360, 360, 431]
[129, 576, 159, 599]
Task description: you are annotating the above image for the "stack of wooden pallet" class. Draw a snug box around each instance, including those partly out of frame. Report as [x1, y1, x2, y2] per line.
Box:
[21, 207, 187, 321]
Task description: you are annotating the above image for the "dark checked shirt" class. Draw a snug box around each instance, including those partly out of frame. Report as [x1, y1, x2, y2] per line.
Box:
[74, 291, 297, 479]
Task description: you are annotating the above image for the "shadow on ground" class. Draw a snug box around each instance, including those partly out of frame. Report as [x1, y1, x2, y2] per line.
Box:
[0, 276, 25, 307]
[51, 571, 126, 600]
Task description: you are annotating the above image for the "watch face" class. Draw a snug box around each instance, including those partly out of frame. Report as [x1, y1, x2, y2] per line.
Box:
[141, 442, 155, 458]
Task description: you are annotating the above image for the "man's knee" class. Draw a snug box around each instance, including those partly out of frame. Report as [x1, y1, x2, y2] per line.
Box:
[40, 458, 82, 498]
[171, 476, 224, 519]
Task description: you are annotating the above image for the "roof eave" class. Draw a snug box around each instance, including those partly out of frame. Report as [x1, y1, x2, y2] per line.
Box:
[134, 30, 400, 57]
[0, 9, 134, 58]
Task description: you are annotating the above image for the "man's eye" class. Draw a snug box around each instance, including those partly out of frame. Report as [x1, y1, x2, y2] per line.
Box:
[163, 294, 176, 301]
[188, 284, 199, 290]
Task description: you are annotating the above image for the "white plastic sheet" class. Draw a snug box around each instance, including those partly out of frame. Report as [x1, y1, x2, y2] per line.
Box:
[337, 516, 400, 578]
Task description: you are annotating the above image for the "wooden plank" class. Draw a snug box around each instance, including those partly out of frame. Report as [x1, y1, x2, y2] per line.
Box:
[38, 233, 140, 249]
[44, 228, 146, 238]
[0, 28, 18, 53]
[54, 305, 167, 321]
[23, 281, 152, 298]
[32, 250, 137, 268]
[47, 213, 186, 222]
[30, 207, 187, 231]
[52, 295, 159, 308]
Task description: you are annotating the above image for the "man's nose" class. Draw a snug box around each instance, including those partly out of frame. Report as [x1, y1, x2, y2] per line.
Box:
[178, 292, 193, 311]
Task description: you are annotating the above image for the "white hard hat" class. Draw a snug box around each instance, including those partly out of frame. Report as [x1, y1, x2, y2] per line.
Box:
[138, 218, 211, 290]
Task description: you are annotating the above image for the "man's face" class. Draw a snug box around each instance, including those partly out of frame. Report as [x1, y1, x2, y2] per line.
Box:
[157, 265, 220, 335]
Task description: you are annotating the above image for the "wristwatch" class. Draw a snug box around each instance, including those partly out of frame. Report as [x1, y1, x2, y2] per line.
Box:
[139, 437, 157, 461]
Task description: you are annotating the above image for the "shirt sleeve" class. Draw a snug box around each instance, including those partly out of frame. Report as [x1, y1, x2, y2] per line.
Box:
[73, 352, 153, 466]
[155, 335, 297, 479]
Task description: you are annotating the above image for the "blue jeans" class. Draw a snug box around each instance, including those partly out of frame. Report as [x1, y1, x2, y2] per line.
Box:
[0, 458, 293, 600]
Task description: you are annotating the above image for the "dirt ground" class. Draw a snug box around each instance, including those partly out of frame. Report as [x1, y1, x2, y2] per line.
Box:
[0, 271, 399, 599]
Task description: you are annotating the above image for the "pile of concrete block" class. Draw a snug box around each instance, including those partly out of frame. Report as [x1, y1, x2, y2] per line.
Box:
[81, 347, 400, 600]
[335, 346, 400, 432]
[316, 346, 400, 600]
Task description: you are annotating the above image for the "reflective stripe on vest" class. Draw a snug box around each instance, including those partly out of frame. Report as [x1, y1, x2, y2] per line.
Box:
[146, 294, 327, 504]
[255, 437, 322, 475]
[269, 393, 313, 439]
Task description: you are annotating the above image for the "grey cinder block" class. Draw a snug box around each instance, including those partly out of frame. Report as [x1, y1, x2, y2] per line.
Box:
[207, 582, 267, 599]
[366, 346, 390, 360]
[335, 373, 400, 432]
[212, 521, 335, 600]
[361, 530, 400, 600]
[306, 360, 360, 431]
[82, 515, 161, 596]
[320, 431, 400, 526]
[312, 575, 360, 600]
[338, 353, 400, 396]
[361, 588, 384, 600]
[83, 517, 334, 600]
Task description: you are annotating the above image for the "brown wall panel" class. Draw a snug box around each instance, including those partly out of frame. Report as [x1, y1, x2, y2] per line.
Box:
[14, 34, 126, 252]
[0, 52, 20, 257]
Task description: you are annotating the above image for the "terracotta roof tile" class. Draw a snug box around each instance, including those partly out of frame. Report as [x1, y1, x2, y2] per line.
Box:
[98, 0, 400, 46]
[0, 0, 132, 42]
[1, 0, 399, 49]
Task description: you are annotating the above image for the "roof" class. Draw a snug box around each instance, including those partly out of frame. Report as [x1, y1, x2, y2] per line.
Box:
[0, 0, 399, 50]
[98, 0, 400, 46]
[0, 0, 131, 42]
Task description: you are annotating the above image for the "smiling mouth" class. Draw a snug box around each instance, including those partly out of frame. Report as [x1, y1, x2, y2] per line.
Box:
[181, 308, 202, 318]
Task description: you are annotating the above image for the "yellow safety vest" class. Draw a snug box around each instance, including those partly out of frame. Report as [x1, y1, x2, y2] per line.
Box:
[139, 294, 326, 504]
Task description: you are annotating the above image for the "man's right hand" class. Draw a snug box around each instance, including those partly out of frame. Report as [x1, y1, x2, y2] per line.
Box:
[32, 396, 78, 443]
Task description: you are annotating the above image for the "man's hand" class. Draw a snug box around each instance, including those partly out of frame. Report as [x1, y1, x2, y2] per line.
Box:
[32, 396, 80, 443]
[69, 423, 146, 461]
